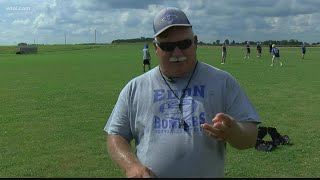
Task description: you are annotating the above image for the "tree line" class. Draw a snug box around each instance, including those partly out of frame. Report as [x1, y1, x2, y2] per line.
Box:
[111, 37, 153, 44]
[112, 37, 320, 46]
[206, 39, 319, 46]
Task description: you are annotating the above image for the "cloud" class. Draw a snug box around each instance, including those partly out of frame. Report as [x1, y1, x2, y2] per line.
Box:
[0, 0, 320, 45]
[12, 19, 31, 25]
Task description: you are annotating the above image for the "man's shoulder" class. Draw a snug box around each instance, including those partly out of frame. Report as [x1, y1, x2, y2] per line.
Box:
[199, 61, 231, 77]
[198, 62, 239, 86]
[130, 67, 157, 83]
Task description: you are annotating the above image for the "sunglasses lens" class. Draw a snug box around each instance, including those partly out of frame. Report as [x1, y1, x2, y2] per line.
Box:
[159, 43, 175, 52]
[177, 39, 192, 50]
[157, 39, 192, 52]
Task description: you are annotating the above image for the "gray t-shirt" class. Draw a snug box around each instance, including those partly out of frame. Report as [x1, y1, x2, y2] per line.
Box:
[104, 61, 261, 178]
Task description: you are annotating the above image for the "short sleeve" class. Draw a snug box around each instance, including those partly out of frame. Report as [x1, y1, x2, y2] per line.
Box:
[104, 85, 133, 142]
[224, 75, 261, 123]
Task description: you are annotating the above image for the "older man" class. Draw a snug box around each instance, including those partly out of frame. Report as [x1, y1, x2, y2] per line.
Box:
[104, 7, 261, 178]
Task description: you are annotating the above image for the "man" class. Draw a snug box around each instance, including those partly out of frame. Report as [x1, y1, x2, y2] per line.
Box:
[104, 7, 261, 178]
[142, 44, 151, 72]
[221, 43, 227, 64]
[301, 42, 306, 60]
[256, 41, 262, 58]
[269, 43, 273, 56]
[270, 44, 283, 67]
[244, 41, 250, 59]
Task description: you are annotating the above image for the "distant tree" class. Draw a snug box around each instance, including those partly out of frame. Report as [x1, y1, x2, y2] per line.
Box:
[224, 39, 229, 45]
[240, 41, 247, 45]
[216, 40, 220, 45]
[111, 37, 153, 44]
[289, 39, 302, 45]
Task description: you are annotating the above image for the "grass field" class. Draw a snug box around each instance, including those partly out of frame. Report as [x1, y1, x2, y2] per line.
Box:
[0, 44, 319, 178]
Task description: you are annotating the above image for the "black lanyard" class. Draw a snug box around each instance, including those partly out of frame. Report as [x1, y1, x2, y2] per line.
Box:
[159, 61, 199, 130]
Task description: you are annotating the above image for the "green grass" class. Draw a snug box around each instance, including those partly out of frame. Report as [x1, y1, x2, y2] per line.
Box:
[0, 44, 319, 177]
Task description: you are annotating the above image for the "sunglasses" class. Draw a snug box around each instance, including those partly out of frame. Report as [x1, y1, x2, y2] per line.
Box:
[154, 39, 193, 52]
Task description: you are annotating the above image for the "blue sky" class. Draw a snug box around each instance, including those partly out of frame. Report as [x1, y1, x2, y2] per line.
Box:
[1, 0, 320, 45]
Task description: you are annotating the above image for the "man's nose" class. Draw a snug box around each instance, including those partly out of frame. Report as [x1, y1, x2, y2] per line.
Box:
[172, 46, 183, 56]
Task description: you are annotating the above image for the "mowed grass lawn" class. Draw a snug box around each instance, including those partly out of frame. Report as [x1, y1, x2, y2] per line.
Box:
[0, 44, 319, 177]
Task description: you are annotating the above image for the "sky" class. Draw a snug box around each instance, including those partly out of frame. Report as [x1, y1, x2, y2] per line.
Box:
[1, 0, 320, 45]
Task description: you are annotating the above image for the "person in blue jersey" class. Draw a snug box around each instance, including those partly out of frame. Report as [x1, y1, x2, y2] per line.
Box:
[256, 41, 262, 58]
[301, 42, 306, 60]
[270, 44, 283, 67]
[142, 44, 151, 72]
[244, 41, 250, 59]
[221, 43, 227, 64]
[104, 7, 261, 178]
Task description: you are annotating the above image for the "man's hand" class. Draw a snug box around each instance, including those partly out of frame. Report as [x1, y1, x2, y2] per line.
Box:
[200, 113, 239, 141]
[200, 113, 258, 149]
[107, 135, 157, 178]
[125, 164, 156, 178]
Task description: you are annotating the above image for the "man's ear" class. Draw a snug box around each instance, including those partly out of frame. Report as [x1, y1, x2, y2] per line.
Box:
[153, 42, 159, 55]
[194, 35, 198, 48]
[154, 42, 159, 51]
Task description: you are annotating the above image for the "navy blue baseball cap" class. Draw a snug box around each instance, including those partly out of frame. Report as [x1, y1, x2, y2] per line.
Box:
[153, 7, 192, 37]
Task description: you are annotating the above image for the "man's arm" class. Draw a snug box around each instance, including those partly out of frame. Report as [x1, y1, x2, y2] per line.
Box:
[106, 134, 156, 178]
[147, 51, 151, 59]
[225, 121, 258, 149]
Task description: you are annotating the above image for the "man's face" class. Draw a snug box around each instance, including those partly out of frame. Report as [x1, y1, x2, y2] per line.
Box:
[154, 27, 197, 77]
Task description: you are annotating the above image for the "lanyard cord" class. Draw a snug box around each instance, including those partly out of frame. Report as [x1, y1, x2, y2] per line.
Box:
[159, 60, 199, 129]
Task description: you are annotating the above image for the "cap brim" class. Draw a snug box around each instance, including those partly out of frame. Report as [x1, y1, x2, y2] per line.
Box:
[153, 24, 192, 37]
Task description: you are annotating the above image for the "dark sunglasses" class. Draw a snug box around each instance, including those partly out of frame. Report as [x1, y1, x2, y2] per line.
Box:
[154, 39, 193, 52]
